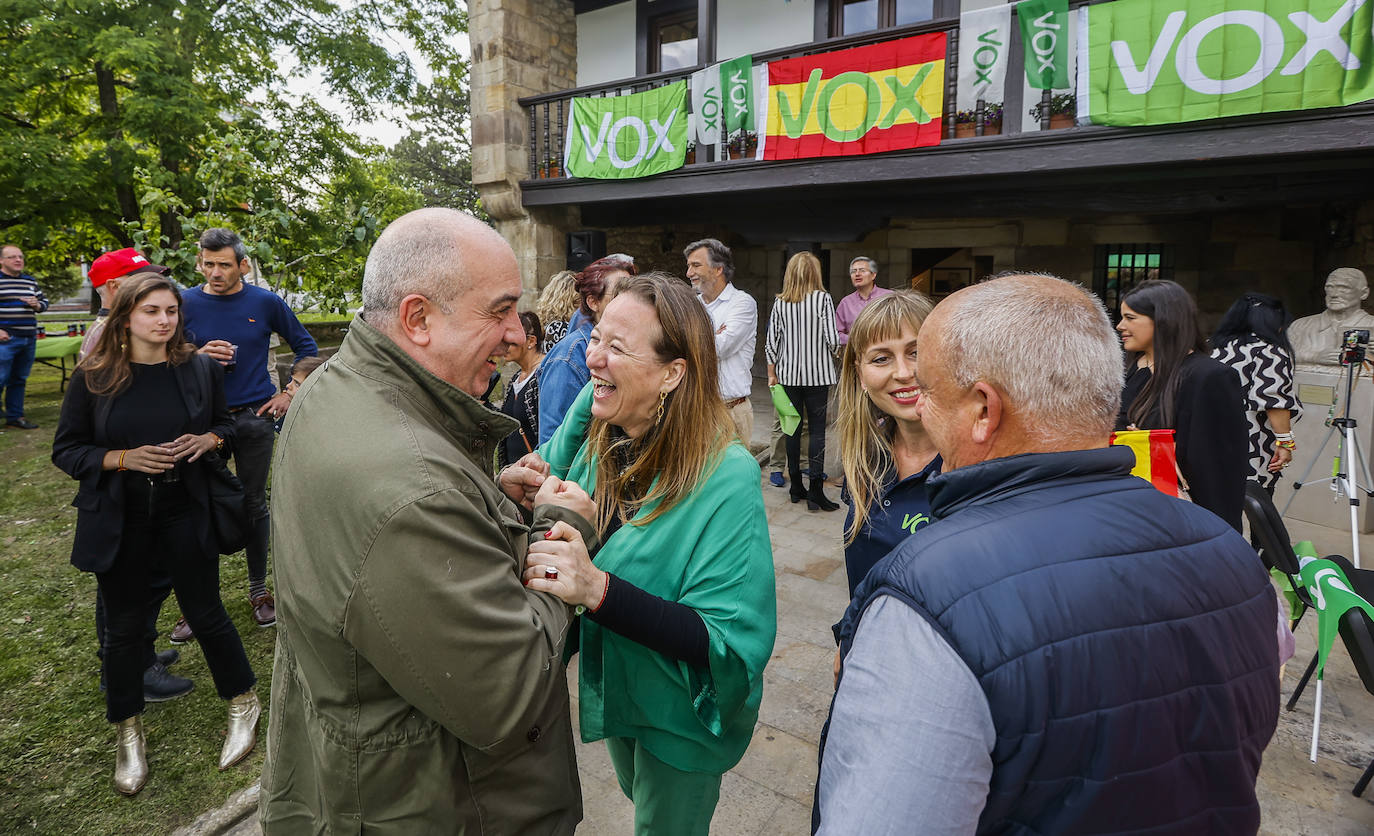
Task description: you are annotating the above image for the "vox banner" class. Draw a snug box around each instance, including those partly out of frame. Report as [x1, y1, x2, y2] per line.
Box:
[1080, 0, 1374, 126]
[762, 33, 947, 160]
[1018, 0, 1071, 89]
[565, 82, 688, 179]
[691, 55, 756, 145]
[958, 4, 1014, 106]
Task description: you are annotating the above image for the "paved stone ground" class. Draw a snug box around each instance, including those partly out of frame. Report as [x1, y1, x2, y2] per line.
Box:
[193, 392, 1374, 835]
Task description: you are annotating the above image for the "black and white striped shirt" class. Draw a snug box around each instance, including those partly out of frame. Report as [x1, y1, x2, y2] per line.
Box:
[766, 290, 839, 386]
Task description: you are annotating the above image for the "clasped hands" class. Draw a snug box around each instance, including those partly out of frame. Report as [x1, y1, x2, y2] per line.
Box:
[500, 453, 605, 608]
[117, 433, 219, 474]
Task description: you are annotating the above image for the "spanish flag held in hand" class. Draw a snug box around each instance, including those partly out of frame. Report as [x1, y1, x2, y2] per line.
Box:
[1110, 428, 1183, 497]
[763, 33, 946, 161]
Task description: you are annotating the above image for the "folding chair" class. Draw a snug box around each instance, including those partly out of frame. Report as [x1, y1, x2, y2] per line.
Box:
[1242, 482, 1313, 629]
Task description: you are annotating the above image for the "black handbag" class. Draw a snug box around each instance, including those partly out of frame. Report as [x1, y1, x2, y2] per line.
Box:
[204, 452, 249, 555]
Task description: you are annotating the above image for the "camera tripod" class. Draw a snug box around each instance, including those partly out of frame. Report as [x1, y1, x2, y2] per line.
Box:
[1282, 355, 1374, 569]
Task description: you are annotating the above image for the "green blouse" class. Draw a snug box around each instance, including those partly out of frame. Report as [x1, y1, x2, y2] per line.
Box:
[541, 384, 777, 774]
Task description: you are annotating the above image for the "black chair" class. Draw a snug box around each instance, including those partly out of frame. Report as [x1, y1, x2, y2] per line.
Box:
[1242, 481, 1313, 627]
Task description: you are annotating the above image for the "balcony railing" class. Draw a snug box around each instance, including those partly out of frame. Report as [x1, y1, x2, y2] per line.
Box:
[516, 13, 1076, 182]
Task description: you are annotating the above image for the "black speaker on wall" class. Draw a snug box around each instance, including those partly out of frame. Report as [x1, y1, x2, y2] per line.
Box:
[567, 230, 606, 272]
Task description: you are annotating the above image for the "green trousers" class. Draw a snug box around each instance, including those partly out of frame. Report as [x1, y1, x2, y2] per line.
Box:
[605, 737, 723, 836]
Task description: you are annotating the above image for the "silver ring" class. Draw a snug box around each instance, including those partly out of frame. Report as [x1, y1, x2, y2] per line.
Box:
[543, 565, 559, 580]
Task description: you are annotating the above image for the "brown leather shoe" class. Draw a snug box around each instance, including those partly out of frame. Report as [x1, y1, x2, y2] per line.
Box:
[169, 616, 194, 644]
[251, 592, 276, 627]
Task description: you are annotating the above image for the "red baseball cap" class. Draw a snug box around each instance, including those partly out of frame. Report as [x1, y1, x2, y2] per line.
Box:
[89, 248, 169, 287]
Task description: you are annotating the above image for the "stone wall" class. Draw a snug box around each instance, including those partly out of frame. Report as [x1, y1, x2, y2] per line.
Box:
[470, 0, 580, 300]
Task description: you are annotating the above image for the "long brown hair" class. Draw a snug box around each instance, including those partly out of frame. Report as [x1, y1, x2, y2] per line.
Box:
[778, 251, 824, 303]
[836, 292, 934, 545]
[79, 273, 195, 397]
[586, 272, 733, 533]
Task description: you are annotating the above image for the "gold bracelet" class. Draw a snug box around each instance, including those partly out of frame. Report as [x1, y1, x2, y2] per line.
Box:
[117, 450, 128, 471]
[208, 432, 223, 452]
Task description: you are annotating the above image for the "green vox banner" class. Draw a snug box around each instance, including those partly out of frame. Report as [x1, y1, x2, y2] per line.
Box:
[1081, 0, 1374, 126]
[564, 82, 688, 179]
[720, 55, 755, 135]
[1018, 0, 1071, 89]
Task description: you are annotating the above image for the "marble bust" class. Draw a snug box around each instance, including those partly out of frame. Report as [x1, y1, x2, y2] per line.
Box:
[1289, 267, 1374, 367]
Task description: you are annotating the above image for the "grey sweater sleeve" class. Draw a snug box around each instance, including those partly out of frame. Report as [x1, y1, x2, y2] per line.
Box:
[817, 595, 996, 836]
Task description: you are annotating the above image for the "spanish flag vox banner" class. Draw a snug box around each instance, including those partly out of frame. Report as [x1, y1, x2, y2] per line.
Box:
[1109, 428, 1182, 496]
[762, 32, 947, 161]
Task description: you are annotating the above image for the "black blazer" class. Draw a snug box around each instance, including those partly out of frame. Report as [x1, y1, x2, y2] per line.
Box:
[52, 354, 235, 573]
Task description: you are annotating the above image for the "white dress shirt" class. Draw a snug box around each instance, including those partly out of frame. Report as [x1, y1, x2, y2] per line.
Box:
[701, 283, 757, 400]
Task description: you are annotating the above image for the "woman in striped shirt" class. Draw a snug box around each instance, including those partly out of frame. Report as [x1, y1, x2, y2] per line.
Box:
[766, 251, 840, 511]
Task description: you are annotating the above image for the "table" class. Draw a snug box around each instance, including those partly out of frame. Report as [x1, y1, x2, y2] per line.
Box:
[33, 336, 84, 391]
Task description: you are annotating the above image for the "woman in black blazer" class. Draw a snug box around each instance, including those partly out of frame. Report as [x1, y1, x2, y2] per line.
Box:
[52, 274, 258, 796]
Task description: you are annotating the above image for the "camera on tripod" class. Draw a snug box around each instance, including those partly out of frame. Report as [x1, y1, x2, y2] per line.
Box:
[1341, 329, 1370, 366]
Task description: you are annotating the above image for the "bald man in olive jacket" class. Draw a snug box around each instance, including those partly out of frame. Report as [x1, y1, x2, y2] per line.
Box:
[260, 209, 595, 834]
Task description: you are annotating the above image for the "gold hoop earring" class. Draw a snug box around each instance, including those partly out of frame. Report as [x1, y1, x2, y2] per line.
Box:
[657, 391, 667, 425]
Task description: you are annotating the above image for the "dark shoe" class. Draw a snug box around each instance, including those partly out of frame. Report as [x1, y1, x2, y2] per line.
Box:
[251, 592, 276, 628]
[156, 648, 179, 667]
[807, 479, 840, 513]
[169, 617, 194, 644]
[5, 418, 37, 429]
[769, 471, 785, 487]
[143, 662, 194, 703]
[788, 470, 807, 504]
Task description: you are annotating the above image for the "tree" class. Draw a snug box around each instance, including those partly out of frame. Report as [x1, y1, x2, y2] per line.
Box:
[390, 75, 486, 219]
[0, 0, 473, 306]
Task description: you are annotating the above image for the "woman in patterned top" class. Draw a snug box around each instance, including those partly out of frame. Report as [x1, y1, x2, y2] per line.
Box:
[1211, 293, 1302, 494]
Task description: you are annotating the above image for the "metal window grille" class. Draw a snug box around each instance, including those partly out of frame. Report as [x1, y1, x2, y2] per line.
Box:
[1094, 244, 1174, 319]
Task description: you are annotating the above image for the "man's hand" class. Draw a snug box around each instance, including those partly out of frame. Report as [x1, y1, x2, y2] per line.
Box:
[716, 323, 727, 335]
[164, 433, 218, 463]
[499, 451, 550, 509]
[0, 328, 8, 342]
[255, 391, 292, 420]
[534, 475, 597, 523]
[198, 339, 235, 364]
[22, 295, 41, 310]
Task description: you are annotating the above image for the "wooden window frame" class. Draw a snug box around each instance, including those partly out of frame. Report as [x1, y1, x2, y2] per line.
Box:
[1093, 244, 1176, 320]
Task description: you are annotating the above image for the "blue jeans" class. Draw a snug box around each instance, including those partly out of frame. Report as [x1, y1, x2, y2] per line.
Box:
[0, 334, 36, 422]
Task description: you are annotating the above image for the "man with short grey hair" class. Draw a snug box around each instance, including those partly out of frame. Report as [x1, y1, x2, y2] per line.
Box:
[816, 273, 1279, 834]
[262, 208, 591, 833]
[835, 256, 891, 346]
[685, 238, 757, 443]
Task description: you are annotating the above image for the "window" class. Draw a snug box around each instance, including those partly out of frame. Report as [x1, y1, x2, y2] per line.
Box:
[650, 11, 697, 73]
[1094, 245, 1175, 319]
[832, 0, 935, 36]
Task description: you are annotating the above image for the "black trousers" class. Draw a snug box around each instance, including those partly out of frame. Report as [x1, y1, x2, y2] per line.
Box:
[784, 384, 830, 478]
[97, 477, 255, 722]
[95, 581, 170, 670]
[228, 407, 275, 586]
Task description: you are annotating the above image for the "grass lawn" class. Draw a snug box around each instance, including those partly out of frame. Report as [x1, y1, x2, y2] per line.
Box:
[0, 362, 278, 834]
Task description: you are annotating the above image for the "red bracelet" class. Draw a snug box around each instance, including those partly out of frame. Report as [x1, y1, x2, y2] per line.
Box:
[591, 572, 610, 613]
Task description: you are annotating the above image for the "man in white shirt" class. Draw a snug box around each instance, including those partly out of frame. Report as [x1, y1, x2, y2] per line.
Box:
[685, 238, 756, 444]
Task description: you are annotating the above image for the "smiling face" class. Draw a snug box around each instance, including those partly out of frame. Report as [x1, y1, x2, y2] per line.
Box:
[199, 247, 249, 295]
[913, 310, 980, 470]
[586, 294, 681, 439]
[127, 289, 180, 351]
[685, 247, 725, 299]
[427, 262, 524, 397]
[858, 324, 922, 423]
[1116, 302, 1155, 355]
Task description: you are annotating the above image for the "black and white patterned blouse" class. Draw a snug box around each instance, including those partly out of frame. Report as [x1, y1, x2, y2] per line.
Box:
[1211, 336, 1302, 490]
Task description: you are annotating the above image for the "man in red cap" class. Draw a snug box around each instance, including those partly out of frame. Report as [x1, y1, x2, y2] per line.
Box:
[81, 248, 169, 361]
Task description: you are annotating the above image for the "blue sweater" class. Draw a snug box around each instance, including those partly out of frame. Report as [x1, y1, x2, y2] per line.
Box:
[182, 283, 318, 408]
[0, 272, 50, 337]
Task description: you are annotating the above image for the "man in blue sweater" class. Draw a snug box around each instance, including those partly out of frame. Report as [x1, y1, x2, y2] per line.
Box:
[181, 228, 318, 633]
[0, 244, 50, 429]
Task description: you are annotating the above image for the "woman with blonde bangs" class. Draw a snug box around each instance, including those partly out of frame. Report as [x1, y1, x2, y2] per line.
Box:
[537, 269, 580, 346]
[766, 251, 840, 511]
[520, 272, 776, 835]
[836, 291, 940, 597]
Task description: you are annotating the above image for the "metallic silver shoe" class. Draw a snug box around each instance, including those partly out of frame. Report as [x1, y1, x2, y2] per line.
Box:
[113, 715, 148, 795]
[217, 690, 260, 770]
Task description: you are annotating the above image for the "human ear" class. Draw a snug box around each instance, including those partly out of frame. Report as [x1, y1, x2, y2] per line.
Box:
[662, 358, 687, 394]
[397, 294, 435, 347]
[968, 382, 1003, 445]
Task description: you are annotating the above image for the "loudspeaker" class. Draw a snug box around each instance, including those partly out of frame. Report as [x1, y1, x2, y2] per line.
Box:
[567, 230, 606, 272]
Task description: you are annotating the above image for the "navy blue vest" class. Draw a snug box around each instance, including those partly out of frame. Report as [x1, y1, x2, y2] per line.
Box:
[830, 447, 1279, 835]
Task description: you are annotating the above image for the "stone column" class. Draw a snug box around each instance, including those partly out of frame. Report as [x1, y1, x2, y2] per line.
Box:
[470, 0, 580, 300]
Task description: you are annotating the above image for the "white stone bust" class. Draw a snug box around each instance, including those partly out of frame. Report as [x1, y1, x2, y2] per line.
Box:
[1289, 267, 1374, 367]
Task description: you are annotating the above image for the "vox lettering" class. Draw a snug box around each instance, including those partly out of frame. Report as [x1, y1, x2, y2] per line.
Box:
[579, 112, 679, 169]
[775, 66, 936, 141]
[901, 512, 931, 534]
[974, 30, 1004, 85]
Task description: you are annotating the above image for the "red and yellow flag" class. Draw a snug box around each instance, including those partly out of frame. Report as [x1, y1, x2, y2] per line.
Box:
[1109, 429, 1181, 496]
[763, 33, 946, 161]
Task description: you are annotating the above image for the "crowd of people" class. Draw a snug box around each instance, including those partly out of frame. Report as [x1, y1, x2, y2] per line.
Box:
[23, 207, 1319, 833]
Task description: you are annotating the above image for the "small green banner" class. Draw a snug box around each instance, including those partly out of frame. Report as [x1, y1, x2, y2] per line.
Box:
[1083, 0, 1374, 126]
[565, 82, 688, 179]
[720, 55, 755, 135]
[1018, 0, 1070, 89]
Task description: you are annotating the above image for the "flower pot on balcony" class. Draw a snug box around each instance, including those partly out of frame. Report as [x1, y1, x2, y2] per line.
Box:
[983, 120, 1002, 136]
[954, 122, 976, 139]
[1049, 113, 1075, 130]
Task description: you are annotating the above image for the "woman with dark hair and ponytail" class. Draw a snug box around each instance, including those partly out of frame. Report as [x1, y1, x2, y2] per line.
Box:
[1115, 279, 1248, 530]
[1211, 293, 1302, 494]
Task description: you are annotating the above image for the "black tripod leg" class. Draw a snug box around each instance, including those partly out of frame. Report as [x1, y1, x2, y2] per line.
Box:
[1354, 755, 1374, 797]
[1287, 652, 1319, 711]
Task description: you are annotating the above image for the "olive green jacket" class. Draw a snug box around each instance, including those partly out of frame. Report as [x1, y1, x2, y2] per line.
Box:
[260, 317, 592, 835]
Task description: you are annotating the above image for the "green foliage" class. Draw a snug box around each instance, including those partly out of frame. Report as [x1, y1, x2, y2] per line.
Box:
[0, 0, 474, 309]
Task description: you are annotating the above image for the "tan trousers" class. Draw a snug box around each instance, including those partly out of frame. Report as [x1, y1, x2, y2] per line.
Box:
[727, 398, 754, 449]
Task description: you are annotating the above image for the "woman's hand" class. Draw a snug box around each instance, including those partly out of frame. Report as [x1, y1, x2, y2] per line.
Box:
[165, 433, 218, 463]
[1269, 446, 1293, 472]
[500, 451, 550, 510]
[525, 521, 607, 609]
[117, 445, 178, 474]
[534, 475, 597, 522]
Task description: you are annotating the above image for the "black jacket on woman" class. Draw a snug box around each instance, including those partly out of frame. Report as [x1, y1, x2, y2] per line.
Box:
[52, 354, 235, 573]
[1116, 352, 1248, 531]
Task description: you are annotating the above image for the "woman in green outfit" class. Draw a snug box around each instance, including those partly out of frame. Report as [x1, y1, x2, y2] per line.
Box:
[524, 272, 777, 835]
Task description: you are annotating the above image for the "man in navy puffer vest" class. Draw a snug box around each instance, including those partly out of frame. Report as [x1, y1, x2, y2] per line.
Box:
[815, 274, 1279, 835]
